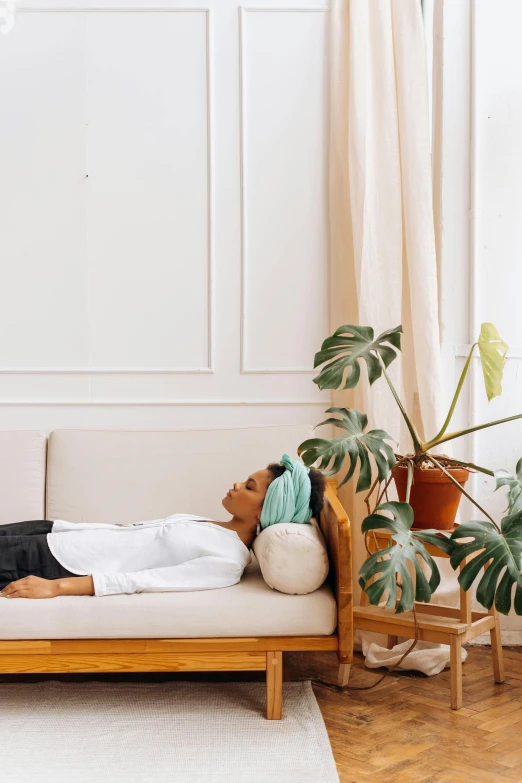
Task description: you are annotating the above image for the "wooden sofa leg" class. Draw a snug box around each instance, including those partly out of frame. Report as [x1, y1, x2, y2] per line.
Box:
[266, 651, 283, 720]
[338, 663, 351, 687]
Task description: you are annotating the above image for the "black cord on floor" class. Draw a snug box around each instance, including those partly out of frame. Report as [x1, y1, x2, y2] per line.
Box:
[296, 613, 421, 694]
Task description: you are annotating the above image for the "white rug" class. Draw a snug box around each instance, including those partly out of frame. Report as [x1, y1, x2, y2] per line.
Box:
[0, 679, 339, 783]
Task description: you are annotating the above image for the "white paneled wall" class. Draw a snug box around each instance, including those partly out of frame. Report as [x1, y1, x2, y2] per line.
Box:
[0, 1, 332, 432]
[471, 0, 522, 640]
[438, 0, 522, 641]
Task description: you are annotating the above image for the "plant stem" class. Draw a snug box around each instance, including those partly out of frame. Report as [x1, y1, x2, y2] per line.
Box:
[427, 343, 477, 445]
[379, 361, 422, 452]
[363, 476, 380, 517]
[445, 459, 495, 477]
[406, 461, 413, 504]
[426, 454, 500, 531]
[375, 474, 394, 508]
[423, 413, 522, 452]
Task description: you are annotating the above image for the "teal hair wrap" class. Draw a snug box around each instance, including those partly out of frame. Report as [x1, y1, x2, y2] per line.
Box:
[259, 452, 313, 529]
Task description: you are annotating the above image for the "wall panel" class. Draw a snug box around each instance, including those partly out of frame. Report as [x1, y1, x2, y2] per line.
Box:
[239, 8, 329, 373]
[85, 10, 211, 371]
[0, 12, 88, 369]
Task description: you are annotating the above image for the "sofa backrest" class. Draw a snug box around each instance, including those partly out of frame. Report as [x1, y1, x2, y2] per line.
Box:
[45, 425, 315, 523]
[0, 430, 47, 523]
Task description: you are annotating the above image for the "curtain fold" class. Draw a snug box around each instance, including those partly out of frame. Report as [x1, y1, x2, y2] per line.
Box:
[328, 0, 461, 672]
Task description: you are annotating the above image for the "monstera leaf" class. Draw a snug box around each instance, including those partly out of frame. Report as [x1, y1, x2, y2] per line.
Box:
[450, 512, 522, 615]
[358, 502, 453, 613]
[297, 407, 396, 492]
[444, 511, 522, 614]
[478, 322, 508, 401]
[495, 458, 522, 515]
[312, 324, 402, 391]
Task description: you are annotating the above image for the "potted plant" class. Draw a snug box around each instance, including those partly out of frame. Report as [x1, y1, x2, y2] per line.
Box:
[297, 323, 522, 616]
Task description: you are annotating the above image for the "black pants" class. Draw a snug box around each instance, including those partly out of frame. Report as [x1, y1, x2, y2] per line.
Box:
[0, 520, 82, 590]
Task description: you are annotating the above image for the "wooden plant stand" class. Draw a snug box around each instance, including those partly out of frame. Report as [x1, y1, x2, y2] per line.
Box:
[353, 528, 505, 710]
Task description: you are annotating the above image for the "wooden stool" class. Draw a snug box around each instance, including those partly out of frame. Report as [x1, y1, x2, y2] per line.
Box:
[354, 527, 505, 709]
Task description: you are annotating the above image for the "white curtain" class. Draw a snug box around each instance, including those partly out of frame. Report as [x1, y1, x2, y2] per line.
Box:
[328, 0, 471, 672]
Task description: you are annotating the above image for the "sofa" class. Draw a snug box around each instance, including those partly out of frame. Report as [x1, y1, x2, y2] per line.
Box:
[0, 425, 353, 719]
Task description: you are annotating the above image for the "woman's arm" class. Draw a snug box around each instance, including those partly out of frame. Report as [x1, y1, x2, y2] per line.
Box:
[57, 575, 95, 596]
[1, 557, 243, 598]
[0, 574, 95, 598]
[92, 556, 244, 596]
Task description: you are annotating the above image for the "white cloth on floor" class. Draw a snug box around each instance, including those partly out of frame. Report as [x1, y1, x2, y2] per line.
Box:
[356, 631, 468, 676]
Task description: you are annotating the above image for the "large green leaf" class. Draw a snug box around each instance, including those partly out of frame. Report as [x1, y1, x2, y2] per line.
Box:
[297, 407, 396, 492]
[312, 324, 402, 391]
[358, 502, 452, 613]
[450, 512, 522, 615]
[495, 458, 522, 515]
[478, 322, 508, 401]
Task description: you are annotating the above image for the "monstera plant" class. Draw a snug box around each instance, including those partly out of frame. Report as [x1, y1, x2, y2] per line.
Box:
[297, 323, 522, 616]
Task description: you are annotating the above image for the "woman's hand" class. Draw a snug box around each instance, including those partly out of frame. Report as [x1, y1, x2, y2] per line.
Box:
[0, 575, 60, 599]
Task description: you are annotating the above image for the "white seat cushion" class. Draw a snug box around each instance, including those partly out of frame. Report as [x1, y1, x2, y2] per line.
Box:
[0, 430, 46, 524]
[0, 553, 337, 640]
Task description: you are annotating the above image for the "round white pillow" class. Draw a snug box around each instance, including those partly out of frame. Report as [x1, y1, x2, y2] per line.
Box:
[252, 518, 329, 595]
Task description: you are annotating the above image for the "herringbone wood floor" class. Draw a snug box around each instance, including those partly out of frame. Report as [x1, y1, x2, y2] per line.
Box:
[2, 645, 522, 781]
[286, 645, 522, 783]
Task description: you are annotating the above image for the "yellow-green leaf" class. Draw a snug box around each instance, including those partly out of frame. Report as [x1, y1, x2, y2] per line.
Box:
[477, 322, 508, 401]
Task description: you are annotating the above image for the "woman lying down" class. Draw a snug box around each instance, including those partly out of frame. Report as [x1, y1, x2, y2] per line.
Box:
[0, 453, 326, 600]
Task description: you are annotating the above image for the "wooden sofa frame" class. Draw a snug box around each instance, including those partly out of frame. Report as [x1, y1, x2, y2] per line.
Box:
[0, 479, 352, 720]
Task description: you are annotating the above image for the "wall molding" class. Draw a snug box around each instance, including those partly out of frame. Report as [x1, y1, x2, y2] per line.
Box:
[0, 367, 213, 374]
[238, 5, 329, 12]
[0, 399, 331, 406]
[468, 631, 522, 646]
[18, 4, 212, 10]
[238, 5, 328, 375]
[6, 6, 215, 375]
[18, 3, 329, 9]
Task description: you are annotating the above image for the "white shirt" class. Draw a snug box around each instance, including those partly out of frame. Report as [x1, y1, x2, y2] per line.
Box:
[47, 513, 252, 597]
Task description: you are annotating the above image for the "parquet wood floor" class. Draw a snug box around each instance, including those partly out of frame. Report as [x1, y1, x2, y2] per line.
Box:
[2, 645, 522, 781]
[284, 645, 522, 783]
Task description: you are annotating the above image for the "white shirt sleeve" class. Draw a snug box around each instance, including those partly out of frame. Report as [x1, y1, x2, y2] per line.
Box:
[91, 555, 245, 597]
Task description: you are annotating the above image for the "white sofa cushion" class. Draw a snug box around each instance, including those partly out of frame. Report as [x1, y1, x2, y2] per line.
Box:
[252, 518, 329, 595]
[0, 430, 46, 524]
[0, 553, 337, 640]
[46, 425, 315, 524]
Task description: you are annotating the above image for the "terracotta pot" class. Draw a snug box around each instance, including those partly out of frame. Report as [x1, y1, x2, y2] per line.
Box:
[392, 465, 470, 530]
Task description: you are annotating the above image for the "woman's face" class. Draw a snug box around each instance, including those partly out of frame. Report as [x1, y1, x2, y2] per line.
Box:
[222, 468, 273, 522]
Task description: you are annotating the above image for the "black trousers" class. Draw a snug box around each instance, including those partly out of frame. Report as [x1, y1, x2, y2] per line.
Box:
[0, 520, 82, 590]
